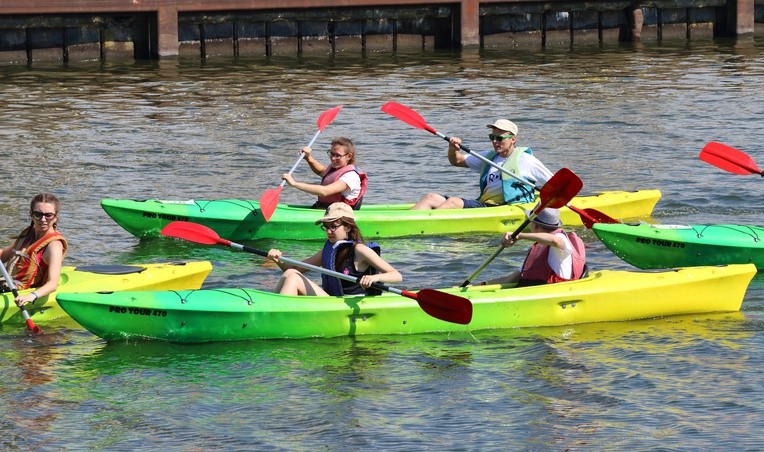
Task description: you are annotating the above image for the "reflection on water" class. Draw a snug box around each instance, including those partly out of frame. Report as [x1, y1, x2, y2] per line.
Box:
[1, 40, 764, 449]
[23, 311, 754, 449]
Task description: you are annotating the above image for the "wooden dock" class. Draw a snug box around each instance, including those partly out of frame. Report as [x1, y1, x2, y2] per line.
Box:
[0, 0, 760, 63]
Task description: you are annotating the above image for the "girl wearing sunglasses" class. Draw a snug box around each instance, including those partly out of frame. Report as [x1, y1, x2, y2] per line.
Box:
[1, 193, 68, 307]
[267, 202, 401, 296]
[279, 137, 369, 210]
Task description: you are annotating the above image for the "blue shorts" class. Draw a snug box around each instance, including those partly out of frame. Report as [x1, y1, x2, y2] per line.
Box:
[444, 195, 491, 209]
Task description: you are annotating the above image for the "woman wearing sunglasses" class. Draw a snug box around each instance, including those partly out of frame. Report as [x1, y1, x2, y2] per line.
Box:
[267, 202, 401, 296]
[411, 119, 554, 210]
[279, 137, 368, 210]
[1, 193, 68, 307]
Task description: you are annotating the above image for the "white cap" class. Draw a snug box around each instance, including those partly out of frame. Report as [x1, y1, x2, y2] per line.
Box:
[486, 119, 518, 136]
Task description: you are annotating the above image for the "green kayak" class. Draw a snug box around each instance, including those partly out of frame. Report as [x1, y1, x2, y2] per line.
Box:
[101, 189, 661, 240]
[57, 264, 755, 342]
[593, 222, 764, 270]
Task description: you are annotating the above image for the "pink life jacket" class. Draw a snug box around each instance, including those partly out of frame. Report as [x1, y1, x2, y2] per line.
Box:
[316, 165, 368, 208]
[519, 229, 586, 286]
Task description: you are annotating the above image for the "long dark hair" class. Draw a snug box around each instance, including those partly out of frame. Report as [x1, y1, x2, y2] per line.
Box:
[333, 216, 364, 272]
[16, 192, 61, 239]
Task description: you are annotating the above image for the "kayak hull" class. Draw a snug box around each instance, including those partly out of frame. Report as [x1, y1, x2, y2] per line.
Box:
[593, 222, 764, 270]
[101, 190, 661, 240]
[1, 261, 212, 326]
[57, 264, 755, 342]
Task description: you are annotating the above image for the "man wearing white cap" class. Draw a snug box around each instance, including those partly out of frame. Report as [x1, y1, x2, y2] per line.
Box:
[411, 119, 553, 210]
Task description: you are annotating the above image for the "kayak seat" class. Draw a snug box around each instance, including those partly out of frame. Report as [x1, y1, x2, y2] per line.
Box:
[74, 264, 145, 275]
[580, 264, 590, 279]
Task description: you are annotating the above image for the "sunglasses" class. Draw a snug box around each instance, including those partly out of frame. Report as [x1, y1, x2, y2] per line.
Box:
[326, 150, 349, 159]
[320, 222, 344, 232]
[31, 211, 57, 220]
[488, 133, 514, 142]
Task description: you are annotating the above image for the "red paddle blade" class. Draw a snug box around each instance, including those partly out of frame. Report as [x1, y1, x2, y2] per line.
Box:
[567, 204, 620, 228]
[402, 289, 473, 325]
[259, 186, 282, 222]
[537, 168, 583, 212]
[580, 208, 620, 224]
[700, 142, 763, 176]
[317, 105, 343, 131]
[25, 317, 42, 334]
[161, 221, 230, 246]
[381, 101, 437, 134]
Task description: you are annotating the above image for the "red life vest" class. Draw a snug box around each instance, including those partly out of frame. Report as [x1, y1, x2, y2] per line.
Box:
[316, 165, 368, 208]
[8, 230, 68, 290]
[519, 229, 586, 286]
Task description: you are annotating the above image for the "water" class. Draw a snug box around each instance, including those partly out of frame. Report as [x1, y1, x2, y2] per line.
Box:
[1, 38, 764, 449]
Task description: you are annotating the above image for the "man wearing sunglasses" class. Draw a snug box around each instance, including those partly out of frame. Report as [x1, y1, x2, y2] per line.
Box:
[411, 119, 553, 210]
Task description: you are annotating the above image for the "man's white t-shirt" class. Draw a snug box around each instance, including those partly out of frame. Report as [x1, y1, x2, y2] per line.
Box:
[465, 150, 553, 203]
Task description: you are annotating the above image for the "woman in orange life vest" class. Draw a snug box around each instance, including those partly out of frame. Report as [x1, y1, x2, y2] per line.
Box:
[279, 137, 369, 210]
[478, 208, 586, 287]
[266, 202, 401, 296]
[1, 193, 68, 307]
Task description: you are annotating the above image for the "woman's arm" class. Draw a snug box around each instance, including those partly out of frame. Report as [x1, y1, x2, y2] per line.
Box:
[503, 231, 566, 249]
[0, 244, 12, 264]
[14, 240, 64, 306]
[302, 146, 326, 175]
[281, 176, 349, 198]
[354, 244, 403, 288]
[267, 248, 323, 273]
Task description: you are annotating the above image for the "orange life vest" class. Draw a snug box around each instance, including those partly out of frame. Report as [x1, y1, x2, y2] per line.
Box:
[7, 230, 68, 290]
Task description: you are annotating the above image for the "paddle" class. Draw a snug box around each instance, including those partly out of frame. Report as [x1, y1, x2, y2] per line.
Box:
[380, 101, 619, 228]
[459, 167, 583, 287]
[0, 262, 43, 333]
[161, 221, 473, 325]
[259, 105, 344, 222]
[699, 141, 763, 176]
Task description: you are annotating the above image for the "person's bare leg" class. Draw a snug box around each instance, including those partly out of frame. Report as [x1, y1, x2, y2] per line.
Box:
[411, 192, 447, 210]
[276, 269, 328, 296]
[435, 197, 466, 209]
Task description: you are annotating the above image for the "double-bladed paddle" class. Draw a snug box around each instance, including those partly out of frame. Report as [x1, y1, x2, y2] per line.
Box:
[459, 167, 583, 287]
[699, 141, 763, 177]
[0, 262, 43, 333]
[259, 105, 344, 222]
[161, 221, 473, 325]
[380, 101, 618, 228]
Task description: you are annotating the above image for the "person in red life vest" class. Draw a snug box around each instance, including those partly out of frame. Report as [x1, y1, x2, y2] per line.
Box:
[479, 208, 587, 287]
[266, 202, 401, 296]
[280, 137, 368, 210]
[1, 193, 68, 307]
[411, 119, 553, 210]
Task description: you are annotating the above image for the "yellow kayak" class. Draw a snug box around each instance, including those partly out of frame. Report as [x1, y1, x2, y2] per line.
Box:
[57, 263, 755, 342]
[1, 261, 212, 327]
